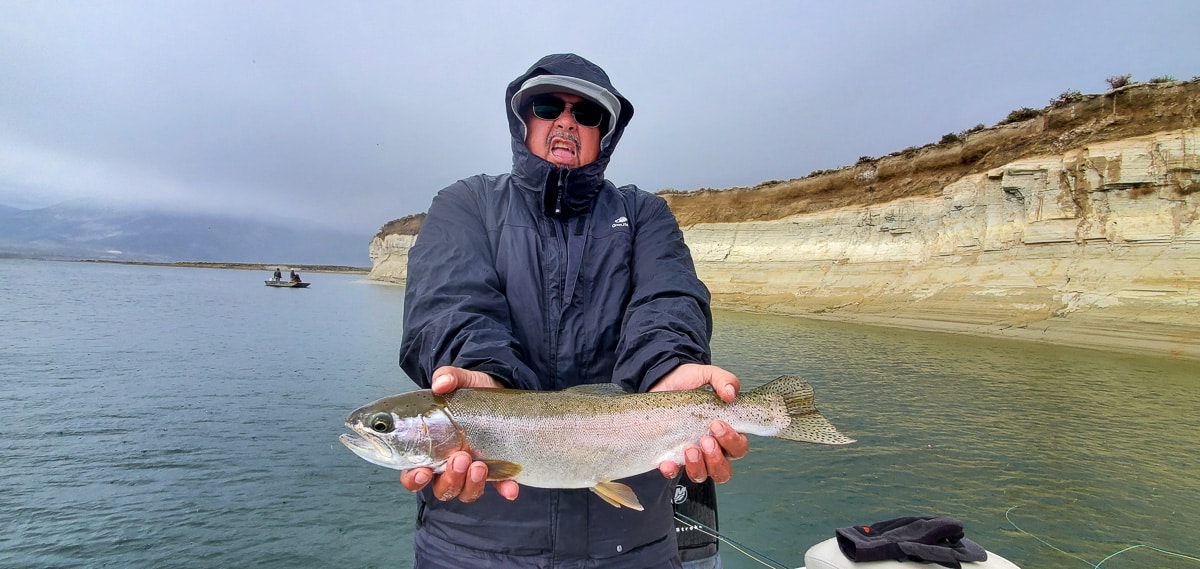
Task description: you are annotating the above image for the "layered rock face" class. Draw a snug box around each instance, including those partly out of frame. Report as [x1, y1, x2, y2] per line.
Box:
[367, 233, 416, 283]
[689, 129, 1199, 358]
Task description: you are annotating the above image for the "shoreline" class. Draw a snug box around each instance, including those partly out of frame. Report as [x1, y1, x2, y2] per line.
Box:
[74, 259, 371, 274]
[717, 301, 1200, 362]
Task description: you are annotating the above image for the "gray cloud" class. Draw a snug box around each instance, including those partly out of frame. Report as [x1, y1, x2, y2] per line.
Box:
[2, 0, 1197, 232]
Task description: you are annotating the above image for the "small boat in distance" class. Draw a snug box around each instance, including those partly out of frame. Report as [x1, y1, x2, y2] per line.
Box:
[266, 268, 309, 288]
[265, 280, 309, 288]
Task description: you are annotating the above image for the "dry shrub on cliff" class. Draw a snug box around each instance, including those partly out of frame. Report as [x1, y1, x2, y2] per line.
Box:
[999, 107, 1041, 125]
[1050, 89, 1083, 107]
[1106, 74, 1132, 90]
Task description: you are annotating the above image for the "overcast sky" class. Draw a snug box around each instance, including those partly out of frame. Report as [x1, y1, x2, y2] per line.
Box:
[3, 1, 1197, 233]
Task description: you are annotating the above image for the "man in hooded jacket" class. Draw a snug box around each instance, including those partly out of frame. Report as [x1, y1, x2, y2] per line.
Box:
[398, 53, 747, 569]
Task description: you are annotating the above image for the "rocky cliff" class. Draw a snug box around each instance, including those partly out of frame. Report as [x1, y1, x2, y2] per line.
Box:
[366, 214, 422, 283]
[369, 80, 1200, 358]
[367, 232, 416, 283]
[687, 128, 1199, 358]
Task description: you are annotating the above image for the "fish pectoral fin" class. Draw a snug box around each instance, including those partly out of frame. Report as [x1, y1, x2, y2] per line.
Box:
[590, 481, 644, 511]
[482, 460, 523, 481]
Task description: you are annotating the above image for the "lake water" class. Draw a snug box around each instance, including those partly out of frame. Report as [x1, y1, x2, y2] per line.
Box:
[2, 259, 1197, 569]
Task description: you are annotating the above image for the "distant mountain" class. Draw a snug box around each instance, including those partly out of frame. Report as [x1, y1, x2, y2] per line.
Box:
[0, 202, 370, 266]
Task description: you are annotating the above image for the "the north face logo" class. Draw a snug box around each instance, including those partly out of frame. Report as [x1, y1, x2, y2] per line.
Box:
[611, 216, 629, 228]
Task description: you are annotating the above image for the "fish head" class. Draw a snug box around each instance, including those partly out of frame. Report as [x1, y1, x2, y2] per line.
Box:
[339, 390, 463, 472]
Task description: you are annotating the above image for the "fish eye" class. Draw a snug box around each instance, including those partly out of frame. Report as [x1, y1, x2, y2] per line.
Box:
[368, 413, 394, 433]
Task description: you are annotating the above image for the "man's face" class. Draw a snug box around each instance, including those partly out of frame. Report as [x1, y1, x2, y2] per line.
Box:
[524, 92, 603, 169]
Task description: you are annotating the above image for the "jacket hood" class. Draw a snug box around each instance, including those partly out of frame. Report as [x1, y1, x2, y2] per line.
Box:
[505, 53, 635, 215]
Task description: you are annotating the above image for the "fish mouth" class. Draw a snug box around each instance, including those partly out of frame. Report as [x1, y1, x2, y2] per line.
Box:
[339, 425, 402, 469]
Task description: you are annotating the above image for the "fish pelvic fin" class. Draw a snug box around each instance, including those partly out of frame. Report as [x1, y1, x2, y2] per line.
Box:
[483, 460, 523, 481]
[590, 481, 644, 511]
[756, 375, 856, 445]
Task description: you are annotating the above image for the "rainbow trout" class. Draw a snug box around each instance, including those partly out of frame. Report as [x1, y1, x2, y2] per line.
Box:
[339, 374, 853, 510]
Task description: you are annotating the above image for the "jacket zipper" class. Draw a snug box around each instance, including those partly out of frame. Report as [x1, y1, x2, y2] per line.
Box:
[549, 168, 569, 386]
[554, 168, 567, 216]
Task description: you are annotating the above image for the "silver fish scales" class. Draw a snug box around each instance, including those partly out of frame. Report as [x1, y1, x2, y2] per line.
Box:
[340, 374, 854, 510]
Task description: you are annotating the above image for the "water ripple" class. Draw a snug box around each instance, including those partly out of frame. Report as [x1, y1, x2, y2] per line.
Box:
[2, 260, 1198, 569]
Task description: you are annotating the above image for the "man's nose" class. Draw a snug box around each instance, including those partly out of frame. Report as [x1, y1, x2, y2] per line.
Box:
[554, 104, 578, 130]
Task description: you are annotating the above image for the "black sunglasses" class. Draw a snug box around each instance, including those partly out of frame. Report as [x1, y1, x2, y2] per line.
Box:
[528, 94, 607, 129]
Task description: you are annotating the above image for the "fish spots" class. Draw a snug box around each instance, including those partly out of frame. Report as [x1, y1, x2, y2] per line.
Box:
[341, 375, 854, 500]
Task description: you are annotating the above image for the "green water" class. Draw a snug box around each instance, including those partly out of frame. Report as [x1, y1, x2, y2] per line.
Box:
[710, 311, 1200, 568]
[2, 259, 1196, 568]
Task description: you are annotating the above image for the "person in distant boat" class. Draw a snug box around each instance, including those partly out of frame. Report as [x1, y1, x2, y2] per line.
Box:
[273, 268, 282, 282]
[397, 53, 746, 569]
[289, 270, 301, 283]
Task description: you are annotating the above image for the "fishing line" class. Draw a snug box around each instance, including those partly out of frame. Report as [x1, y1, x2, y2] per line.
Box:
[674, 512, 793, 569]
[1005, 505, 1200, 567]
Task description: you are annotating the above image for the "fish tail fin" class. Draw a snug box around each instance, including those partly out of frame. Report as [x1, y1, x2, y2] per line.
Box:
[753, 375, 856, 445]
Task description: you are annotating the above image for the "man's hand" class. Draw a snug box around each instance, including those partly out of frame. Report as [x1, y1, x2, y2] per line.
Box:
[651, 363, 750, 483]
[399, 366, 520, 502]
[428, 365, 503, 393]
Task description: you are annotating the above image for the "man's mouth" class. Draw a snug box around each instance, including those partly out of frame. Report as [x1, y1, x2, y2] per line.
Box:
[548, 135, 577, 161]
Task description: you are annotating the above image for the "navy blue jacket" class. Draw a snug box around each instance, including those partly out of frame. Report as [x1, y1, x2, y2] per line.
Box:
[399, 54, 713, 568]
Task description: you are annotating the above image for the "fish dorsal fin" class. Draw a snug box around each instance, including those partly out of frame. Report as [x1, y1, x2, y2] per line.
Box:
[564, 383, 627, 396]
[590, 481, 644, 511]
[483, 460, 523, 481]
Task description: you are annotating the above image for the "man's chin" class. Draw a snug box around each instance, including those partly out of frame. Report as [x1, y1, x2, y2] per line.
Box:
[545, 156, 579, 169]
